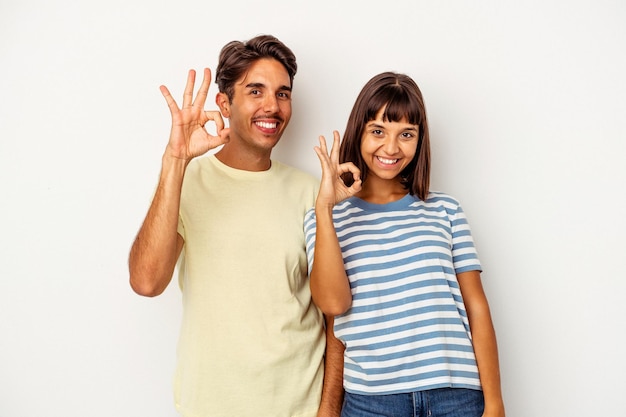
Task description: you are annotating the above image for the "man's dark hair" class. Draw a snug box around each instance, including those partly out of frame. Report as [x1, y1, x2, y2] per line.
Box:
[215, 34, 297, 102]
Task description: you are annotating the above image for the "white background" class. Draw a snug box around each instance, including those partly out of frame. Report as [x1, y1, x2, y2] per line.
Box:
[1, 0, 624, 416]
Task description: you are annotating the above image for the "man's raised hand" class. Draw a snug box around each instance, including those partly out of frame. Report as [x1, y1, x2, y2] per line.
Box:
[160, 68, 230, 162]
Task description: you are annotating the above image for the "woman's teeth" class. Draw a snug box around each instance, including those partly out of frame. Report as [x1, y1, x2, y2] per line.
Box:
[377, 156, 398, 165]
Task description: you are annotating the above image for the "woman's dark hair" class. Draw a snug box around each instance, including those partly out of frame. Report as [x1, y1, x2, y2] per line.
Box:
[215, 34, 297, 102]
[339, 72, 431, 201]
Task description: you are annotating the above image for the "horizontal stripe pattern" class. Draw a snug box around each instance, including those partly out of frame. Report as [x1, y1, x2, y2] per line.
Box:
[304, 192, 483, 394]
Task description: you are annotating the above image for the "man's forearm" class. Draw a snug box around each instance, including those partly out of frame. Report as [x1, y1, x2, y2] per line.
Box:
[317, 315, 344, 417]
[129, 155, 188, 296]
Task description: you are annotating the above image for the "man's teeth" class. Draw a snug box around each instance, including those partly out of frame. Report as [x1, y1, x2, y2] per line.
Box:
[377, 157, 398, 165]
[256, 121, 277, 129]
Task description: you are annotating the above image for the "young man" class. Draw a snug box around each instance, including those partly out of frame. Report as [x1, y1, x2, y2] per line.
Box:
[129, 35, 343, 417]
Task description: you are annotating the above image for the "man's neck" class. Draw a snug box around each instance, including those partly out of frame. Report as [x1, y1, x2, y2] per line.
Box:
[214, 143, 272, 172]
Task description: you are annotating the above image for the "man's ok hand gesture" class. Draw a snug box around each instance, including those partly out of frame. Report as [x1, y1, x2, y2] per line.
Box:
[160, 68, 230, 162]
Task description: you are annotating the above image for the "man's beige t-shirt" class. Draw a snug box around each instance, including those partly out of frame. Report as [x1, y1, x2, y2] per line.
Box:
[174, 154, 324, 417]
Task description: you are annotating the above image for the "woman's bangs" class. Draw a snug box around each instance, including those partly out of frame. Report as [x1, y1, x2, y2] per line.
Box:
[378, 89, 423, 125]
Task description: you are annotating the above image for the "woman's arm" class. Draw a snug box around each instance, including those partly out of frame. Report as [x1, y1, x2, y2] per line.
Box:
[310, 205, 352, 315]
[310, 132, 361, 315]
[457, 270, 505, 417]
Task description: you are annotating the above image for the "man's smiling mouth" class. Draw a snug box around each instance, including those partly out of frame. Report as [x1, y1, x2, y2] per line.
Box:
[255, 121, 278, 129]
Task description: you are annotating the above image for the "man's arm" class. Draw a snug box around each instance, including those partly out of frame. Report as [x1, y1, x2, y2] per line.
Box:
[129, 156, 187, 296]
[128, 68, 228, 296]
[317, 315, 344, 417]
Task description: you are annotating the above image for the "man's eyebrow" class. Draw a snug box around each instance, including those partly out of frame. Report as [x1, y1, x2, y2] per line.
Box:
[245, 82, 292, 92]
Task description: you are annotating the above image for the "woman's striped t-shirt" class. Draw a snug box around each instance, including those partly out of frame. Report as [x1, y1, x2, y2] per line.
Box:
[304, 192, 483, 395]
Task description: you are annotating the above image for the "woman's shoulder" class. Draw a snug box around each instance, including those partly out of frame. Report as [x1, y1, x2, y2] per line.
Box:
[420, 191, 466, 217]
[425, 190, 462, 206]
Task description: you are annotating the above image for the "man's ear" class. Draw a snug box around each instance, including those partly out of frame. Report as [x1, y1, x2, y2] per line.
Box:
[216, 92, 230, 118]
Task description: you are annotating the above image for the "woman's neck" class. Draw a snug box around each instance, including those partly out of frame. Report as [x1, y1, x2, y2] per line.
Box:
[356, 176, 408, 204]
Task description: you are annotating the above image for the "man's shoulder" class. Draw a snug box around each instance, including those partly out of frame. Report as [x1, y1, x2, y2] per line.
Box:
[186, 154, 214, 173]
[272, 160, 319, 185]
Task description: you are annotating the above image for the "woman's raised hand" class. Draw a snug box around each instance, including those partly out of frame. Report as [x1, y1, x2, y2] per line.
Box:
[160, 68, 230, 162]
[314, 131, 362, 208]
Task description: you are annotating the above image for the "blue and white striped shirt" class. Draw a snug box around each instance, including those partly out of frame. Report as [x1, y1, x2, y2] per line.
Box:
[304, 192, 483, 395]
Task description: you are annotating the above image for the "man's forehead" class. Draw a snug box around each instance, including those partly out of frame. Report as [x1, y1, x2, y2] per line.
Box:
[235, 58, 291, 88]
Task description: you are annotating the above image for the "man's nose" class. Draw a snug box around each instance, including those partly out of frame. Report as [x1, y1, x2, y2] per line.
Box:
[263, 94, 279, 113]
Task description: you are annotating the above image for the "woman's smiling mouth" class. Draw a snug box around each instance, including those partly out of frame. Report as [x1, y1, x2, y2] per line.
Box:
[376, 156, 399, 165]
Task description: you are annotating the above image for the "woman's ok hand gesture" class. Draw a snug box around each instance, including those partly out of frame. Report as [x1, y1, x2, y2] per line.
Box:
[160, 68, 230, 162]
[314, 131, 362, 209]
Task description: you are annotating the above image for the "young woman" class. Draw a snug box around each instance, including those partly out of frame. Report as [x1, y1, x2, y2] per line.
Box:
[304, 72, 505, 417]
